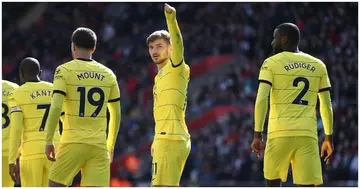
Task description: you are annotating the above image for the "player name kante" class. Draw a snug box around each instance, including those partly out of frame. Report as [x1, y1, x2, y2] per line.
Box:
[77, 72, 105, 81]
[30, 90, 52, 99]
[284, 62, 316, 72]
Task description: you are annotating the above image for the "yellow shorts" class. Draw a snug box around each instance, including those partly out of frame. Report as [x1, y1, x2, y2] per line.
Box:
[151, 139, 191, 186]
[20, 156, 52, 187]
[2, 156, 14, 187]
[49, 143, 110, 187]
[264, 136, 323, 185]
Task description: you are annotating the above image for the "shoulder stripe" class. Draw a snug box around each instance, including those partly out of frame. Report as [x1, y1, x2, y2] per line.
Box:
[319, 87, 331, 93]
[10, 110, 22, 114]
[108, 97, 120, 103]
[53, 90, 66, 96]
[171, 59, 184, 68]
[259, 80, 272, 86]
[11, 107, 21, 112]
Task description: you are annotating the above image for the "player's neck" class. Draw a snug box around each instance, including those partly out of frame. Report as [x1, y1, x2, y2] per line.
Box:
[157, 59, 169, 71]
[26, 77, 40, 82]
[74, 53, 92, 61]
[283, 46, 300, 53]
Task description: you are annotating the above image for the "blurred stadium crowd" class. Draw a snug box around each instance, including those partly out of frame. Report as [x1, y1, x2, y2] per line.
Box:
[2, 2, 358, 187]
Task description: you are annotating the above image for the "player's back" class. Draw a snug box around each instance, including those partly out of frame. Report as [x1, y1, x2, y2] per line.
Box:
[10, 81, 60, 158]
[264, 51, 330, 140]
[2, 80, 19, 156]
[55, 58, 118, 149]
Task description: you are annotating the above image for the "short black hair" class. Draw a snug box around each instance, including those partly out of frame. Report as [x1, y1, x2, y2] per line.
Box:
[276, 23, 300, 46]
[71, 27, 97, 50]
[20, 57, 40, 76]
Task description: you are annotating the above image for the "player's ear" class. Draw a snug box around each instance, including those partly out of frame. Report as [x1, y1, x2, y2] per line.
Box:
[19, 68, 23, 79]
[281, 36, 288, 45]
[19, 68, 25, 84]
[71, 43, 76, 52]
[91, 47, 96, 54]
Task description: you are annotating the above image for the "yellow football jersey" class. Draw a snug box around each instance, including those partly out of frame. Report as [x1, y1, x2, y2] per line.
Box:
[259, 52, 331, 140]
[2, 80, 19, 156]
[153, 60, 190, 141]
[52, 58, 120, 150]
[8, 81, 61, 160]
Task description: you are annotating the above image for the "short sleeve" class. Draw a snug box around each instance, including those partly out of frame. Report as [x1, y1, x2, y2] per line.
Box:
[53, 66, 68, 96]
[319, 65, 331, 92]
[258, 59, 273, 86]
[108, 75, 120, 103]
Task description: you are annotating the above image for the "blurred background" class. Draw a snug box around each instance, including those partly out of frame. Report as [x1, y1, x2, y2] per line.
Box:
[2, 2, 358, 187]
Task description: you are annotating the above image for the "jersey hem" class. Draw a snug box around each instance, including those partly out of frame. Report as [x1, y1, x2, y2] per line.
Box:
[267, 131, 318, 141]
[59, 142, 107, 150]
[154, 135, 190, 141]
[19, 154, 47, 160]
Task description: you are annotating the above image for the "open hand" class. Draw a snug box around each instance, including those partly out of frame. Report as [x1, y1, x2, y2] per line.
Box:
[321, 140, 334, 164]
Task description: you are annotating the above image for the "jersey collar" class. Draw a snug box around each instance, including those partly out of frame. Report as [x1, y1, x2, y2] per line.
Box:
[76, 58, 92, 62]
[27, 79, 40, 82]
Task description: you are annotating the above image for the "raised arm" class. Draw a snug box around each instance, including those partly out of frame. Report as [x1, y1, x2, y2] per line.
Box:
[164, 3, 184, 67]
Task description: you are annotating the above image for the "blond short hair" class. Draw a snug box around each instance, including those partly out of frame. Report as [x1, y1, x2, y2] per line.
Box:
[146, 30, 171, 45]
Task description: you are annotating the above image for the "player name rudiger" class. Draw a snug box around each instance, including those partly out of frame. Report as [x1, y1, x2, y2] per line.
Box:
[284, 63, 316, 72]
[30, 90, 52, 99]
[77, 72, 105, 81]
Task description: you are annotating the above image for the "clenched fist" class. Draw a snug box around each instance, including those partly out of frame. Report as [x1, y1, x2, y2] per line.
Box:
[164, 3, 176, 19]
